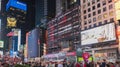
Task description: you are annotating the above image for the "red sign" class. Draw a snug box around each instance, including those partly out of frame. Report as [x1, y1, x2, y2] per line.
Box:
[82, 52, 90, 60]
[66, 52, 76, 56]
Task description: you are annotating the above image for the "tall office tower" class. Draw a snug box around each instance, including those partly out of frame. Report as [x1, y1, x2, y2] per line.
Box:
[56, 0, 80, 16]
[47, 7, 81, 54]
[80, 0, 120, 61]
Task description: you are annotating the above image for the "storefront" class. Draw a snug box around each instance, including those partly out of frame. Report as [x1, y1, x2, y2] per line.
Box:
[66, 52, 76, 62]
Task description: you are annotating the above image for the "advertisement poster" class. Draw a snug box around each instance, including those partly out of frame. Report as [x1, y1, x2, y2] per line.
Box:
[81, 23, 116, 45]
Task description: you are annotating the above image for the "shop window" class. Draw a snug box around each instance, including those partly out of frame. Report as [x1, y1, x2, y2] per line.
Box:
[109, 11, 114, 16]
[88, 8, 91, 12]
[103, 13, 108, 18]
[84, 15, 87, 19]
[98, 15, 102, 20]
[92, 6, 95, 10]
[109, 4, 113, 10]
[93, 17, 96, 22]
[108, 0, 112, 3]
[84, 10, 86, 14]
[103, 7, 107, 12]
[102, 0, 106, 6]
[97, 3, 101, 8]
[93, 12, 96, 16]
[88, 14, 91, 17]
[98, 9, 101, 14]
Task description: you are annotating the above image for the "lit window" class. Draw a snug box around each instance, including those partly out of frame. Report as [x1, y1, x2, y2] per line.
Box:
[98, 15, 102, 20]
[109, 11, 114, 16]
[103, 13, 108, 18]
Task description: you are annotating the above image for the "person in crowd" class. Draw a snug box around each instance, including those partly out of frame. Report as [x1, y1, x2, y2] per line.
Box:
[115, 61, 120, 67]
[58, 62, 63, 67]
[74, 62, 81, 67]
[100, 59, 107, 67]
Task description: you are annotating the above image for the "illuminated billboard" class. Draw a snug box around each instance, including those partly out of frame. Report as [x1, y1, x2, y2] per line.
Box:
[81, 23, 116, 45]
[0, 41, 4, 48]
[6, 0, 27, 11]
[7, 17, 17, 27]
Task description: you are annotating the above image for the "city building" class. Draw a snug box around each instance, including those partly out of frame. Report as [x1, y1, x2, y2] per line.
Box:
[80, 0, 120, 61]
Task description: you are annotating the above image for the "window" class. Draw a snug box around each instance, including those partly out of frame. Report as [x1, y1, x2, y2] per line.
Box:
[97, 3, 101, 8]
[110, 18, 114, 22]
[109, 4, 113, 10]
[84, 21, 87, 25]
[85, 26, 87, 30]
[88, 2, 90, 6]
[89, 25, 92, 28]
[93, 17, 96, 22]
[93, 12, 96, 16]
[92, 6, 95, 10]
[97, 0, 100, 2]
[88, 19, 91, 23]
[98, 9, 101, 14]
[83, 0, 86, 3]
[103, 20, 107, 23]
[98, 15, 102, 20]
[88, 14, 91, 17]
[92, 0, 95, 4]
[98, 22, 102, 25]
[103, 13, 108, 18]
[109, 11, 114, 16]
[84, 16, 87, 19]
[108, 0, 112, 3]
[88, 8, 91, 12]
[94, 23, 96, 27]
[83, 5, 86, 9]
[84, 10, 86, 14]
[103, 7, 107, 12]
[102, 0, 106, 5]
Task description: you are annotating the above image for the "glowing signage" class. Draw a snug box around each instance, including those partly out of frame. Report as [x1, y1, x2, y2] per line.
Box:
[0, 41, 4, 48]
[81, 23, 116, 45]
[6, 0, 27, 11]
[7, 17, 17, 27]
[115, 0, 120, 20]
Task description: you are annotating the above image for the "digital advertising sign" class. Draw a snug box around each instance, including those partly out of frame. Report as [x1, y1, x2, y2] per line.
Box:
[81, 23, 116, 45]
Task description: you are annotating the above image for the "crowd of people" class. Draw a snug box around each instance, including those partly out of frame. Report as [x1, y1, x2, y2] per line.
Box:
[40, 59, 120, 67]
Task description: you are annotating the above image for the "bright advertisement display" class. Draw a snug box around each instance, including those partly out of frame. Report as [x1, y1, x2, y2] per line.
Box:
[0, 41, 4, 48]
[81, 23, 116, 45]
[27, 29, 39, 58]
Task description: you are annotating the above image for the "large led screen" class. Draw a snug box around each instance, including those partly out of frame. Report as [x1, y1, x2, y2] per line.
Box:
[81, 23, 116, 45]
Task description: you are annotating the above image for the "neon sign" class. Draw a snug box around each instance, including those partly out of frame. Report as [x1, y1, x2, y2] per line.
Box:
[6, 0, 27, 11]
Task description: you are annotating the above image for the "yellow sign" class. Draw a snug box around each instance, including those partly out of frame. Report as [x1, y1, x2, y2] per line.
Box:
[116, 10, 120, 20]
[7, 17, 17, 27]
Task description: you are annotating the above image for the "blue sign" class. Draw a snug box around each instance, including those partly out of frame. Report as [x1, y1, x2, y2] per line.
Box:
[6, 0, 27, 11]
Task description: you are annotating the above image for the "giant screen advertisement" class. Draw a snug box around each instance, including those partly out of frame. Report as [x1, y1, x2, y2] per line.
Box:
[81, 23, 116, 45]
